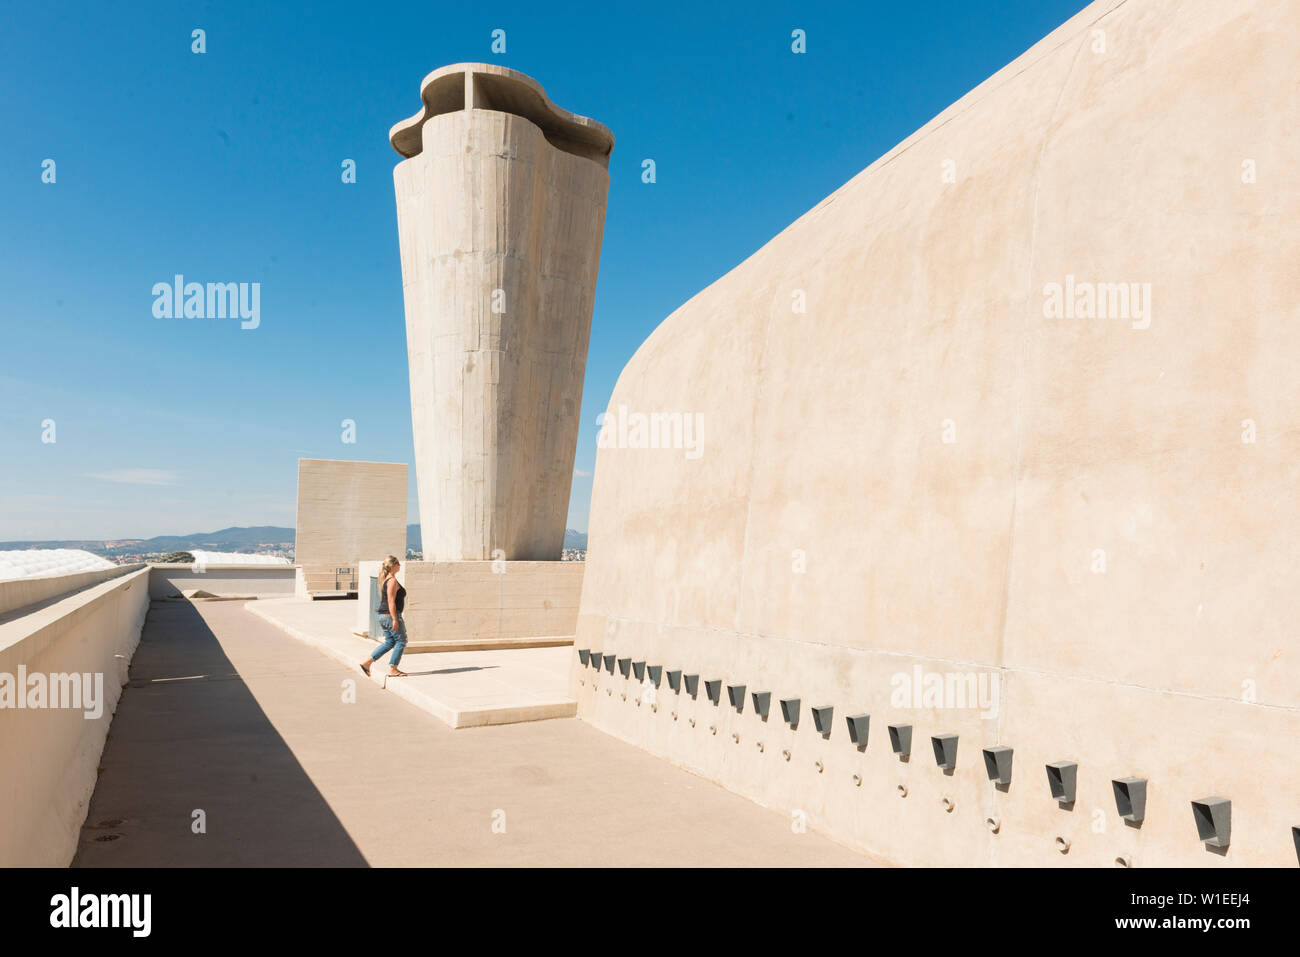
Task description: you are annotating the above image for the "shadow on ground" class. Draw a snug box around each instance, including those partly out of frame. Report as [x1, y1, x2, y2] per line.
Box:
[73, 600, 368, 866]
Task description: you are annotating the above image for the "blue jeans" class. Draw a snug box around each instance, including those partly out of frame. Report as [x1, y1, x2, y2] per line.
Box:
[371, 615, 407, 667]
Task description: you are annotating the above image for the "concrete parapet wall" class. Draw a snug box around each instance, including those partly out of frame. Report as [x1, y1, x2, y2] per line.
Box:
[575, 0, 1300, 866]
[147, 564, 296, 599]
[0, 563, 140, 618]
[0, 567, 150, 865]
[403, 561, 582, 645]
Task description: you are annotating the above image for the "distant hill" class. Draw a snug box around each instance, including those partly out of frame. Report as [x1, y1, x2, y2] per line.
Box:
[0, 526, 295, 557]
[133, 526, 295, 552]
[1, 523, 587, 555]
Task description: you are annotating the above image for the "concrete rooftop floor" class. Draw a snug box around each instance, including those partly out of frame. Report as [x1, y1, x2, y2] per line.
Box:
[246, 598, 577, 727]
[73, 599, 880, 866]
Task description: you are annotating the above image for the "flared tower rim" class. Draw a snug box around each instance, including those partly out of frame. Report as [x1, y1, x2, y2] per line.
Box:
[388, 62, 615, 166]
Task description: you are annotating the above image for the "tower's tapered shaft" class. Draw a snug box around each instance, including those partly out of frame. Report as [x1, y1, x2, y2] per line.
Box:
[390, 64, 613, 561]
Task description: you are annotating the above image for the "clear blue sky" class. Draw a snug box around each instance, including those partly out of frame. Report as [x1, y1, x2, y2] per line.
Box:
[0, 0, 1090, 541]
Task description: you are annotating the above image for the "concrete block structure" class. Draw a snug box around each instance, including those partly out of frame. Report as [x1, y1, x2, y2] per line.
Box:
[355, 559, 386, 637]
[147, 563, 296, 600]
[390, 63, 613, 562]
[573, 0, 1300, 866]
[294, 458, 407, 596]
[401, 561, 583, 648]
[359, 558, 584, 651]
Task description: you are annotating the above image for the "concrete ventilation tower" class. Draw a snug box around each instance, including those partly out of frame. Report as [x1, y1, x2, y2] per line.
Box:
[386, 64, 612, 646]
[390, 63, 614, 563]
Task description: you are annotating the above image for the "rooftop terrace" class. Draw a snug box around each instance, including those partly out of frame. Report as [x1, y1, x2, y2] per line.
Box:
[72, 596, 878, 866]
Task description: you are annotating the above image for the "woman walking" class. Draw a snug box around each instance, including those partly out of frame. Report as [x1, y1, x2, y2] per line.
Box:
[361, 555, 408, 677]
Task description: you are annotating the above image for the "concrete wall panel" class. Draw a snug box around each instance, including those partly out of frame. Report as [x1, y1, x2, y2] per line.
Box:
[575, 0, 1299, 865]
[294, 458, 407, 570]
[403, 561, 582, 644]
[147, 565, 296, 599]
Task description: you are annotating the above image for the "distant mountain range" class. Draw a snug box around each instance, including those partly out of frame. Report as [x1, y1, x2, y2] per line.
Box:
[409, 527, 589, 550]
[0, 524, 589, 555]
[0, 526, 294, 556]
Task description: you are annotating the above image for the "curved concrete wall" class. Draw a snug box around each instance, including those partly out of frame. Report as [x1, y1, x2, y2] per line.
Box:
[393, 65, 613, 561]
[575, 0, 1299, 865]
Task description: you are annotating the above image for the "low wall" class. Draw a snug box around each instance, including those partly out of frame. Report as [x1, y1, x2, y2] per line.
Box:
[0, 563, 139, 618]
[403, 561, 581, 645]
[148, 563, 296, 599]
[0, 566, 150, 866]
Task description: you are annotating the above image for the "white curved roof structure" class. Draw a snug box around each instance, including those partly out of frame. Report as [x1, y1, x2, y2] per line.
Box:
[189, 550, 291, 566]
[0, 549, 117, 581]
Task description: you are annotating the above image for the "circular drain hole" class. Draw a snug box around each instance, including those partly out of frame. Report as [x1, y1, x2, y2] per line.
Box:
[94, 834, 122, 843]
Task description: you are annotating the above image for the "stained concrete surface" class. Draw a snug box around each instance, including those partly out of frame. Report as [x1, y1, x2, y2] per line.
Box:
[74, 600, 879, 867]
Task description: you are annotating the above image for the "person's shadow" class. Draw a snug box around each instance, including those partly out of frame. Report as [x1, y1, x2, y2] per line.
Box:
[399, 665, 500, 677]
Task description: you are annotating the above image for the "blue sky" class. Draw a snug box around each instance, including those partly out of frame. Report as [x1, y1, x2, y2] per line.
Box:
[0, 0, 1089, 541]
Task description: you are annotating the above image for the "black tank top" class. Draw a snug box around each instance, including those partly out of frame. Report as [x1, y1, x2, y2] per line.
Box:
[377, 576, 406, 616]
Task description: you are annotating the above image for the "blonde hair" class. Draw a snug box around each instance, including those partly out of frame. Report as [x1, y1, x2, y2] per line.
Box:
[380, 555, 400, 584]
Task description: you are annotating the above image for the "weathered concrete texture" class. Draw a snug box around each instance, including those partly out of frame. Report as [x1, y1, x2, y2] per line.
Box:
[576, 0, 1300, 866]
[74, 600, 878, 867]
[392, 64, 612, 561]
[293, 458, 407, 573]
[402, 560, 583, 644]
